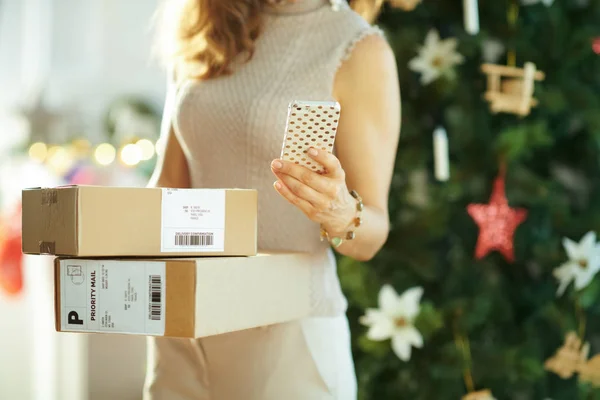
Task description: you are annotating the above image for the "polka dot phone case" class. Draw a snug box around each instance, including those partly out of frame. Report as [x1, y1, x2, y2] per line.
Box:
[280, 100, 341, 173]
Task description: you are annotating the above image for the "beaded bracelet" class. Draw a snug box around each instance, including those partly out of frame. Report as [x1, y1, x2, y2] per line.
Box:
[320, 190, 363, 248]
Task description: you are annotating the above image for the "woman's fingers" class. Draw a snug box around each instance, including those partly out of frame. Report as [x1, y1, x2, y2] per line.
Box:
[271, 158, 337, 199]
[306, 148, 345, 179]
[274, 173, 332, 212]
[273, 180, 318, 217]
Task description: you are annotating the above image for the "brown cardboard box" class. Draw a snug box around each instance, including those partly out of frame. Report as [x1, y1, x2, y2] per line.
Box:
[22, 186, 257, 257]
[54, 252, 312, 338]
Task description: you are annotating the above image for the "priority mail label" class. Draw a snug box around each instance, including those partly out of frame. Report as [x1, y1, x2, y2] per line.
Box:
[60, 260, 166, 335]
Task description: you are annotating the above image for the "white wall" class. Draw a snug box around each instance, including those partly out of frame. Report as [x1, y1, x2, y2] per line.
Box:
[0, 289, 33, 400]
[0, 0, 166, 140]
[0, 0, 24, 109]
[0, 1, 165, 399]
[46, 0, 167, 141]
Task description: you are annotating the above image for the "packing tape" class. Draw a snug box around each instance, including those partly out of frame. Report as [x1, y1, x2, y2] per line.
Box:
[41, 188, 58, 205]
[40, 188, 59, 254]
[39, 241, 56, 255]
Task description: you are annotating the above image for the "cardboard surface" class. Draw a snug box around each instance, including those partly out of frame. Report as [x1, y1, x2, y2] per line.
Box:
[23, 186, 257, 257]
[54, 252, 313, 338]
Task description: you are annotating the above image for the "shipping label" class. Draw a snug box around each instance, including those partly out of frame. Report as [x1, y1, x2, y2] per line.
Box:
[161, 188, 226, 252]
[60, 260, 166, 335]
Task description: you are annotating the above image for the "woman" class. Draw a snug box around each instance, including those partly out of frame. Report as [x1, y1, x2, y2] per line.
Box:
[146, 0, 400, 399]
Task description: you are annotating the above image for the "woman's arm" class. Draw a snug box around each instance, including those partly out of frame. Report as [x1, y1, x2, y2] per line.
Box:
[329, 34, 401, 260]
[271, 34, 401, 261]
[148, 80, 191, 189]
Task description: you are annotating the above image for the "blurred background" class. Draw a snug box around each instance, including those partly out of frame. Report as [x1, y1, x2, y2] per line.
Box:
[0, 1, 163, 399]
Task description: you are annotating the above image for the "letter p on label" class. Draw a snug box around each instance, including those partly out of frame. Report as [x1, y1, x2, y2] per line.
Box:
[68, 311, 84, 325]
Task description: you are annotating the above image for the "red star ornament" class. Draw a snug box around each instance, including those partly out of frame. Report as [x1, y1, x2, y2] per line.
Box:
[593, 37, 600, 55]
[467, 173, 527, 263]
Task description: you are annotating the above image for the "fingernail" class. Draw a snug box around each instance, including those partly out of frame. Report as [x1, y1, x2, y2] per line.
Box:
[274, 181, 282, 189]
[308, 148, 318, 157]
[272, 160, 283, 169]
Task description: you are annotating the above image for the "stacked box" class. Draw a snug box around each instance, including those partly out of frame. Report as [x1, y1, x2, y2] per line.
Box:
[54, 253, 312, 338]
[22, 186, 257, 257]
[22, 186, 312, 338]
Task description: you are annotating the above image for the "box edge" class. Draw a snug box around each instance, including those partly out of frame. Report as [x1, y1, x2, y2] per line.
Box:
[54, 258, 61, 333]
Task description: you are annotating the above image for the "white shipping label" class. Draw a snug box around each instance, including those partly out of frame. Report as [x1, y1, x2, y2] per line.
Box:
[60, 260, 166, 336]
[161, 188, 226, 252]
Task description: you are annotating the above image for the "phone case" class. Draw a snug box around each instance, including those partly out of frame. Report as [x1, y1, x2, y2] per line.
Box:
[280, 100, 341, 173]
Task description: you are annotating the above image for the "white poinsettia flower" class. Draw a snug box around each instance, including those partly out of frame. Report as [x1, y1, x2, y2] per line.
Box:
[360, 285, 424, 361]
[521, 0, 554, 6]
[553, 231, 600, 296]
[408, 29, 464, 85]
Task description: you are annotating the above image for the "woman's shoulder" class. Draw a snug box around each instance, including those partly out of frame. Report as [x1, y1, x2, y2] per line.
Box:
[317, 4, 384, 53]
[315, 3, 388, 66]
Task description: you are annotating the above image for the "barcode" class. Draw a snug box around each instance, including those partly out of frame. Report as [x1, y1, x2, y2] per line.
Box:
[149, 275, 162, 321]
[174, 233, 214, 247]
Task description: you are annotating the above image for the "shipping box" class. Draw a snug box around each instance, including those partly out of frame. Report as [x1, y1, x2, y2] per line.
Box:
[22, 186, 257, 257]
[54, 253, 312, 338]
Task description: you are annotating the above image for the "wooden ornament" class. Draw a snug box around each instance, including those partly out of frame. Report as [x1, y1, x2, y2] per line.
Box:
[349, 0, 384, 23]
[351, 0, 421, 23]
[462, 389, 495, 400]
[481, 62, 545, 117]
[545, 331, 600, 386]
[579, 355, 600, 386]
[545, 332, 589, 379]
[388, 0, 422, 11]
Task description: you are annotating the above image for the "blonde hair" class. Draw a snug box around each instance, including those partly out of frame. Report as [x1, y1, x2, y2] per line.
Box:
[155, 0, 383, 83]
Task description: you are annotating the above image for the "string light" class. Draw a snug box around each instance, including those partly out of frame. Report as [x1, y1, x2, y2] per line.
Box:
[25, 138, 157, 170]
[136, 139, 155, 161]
[120, 143, 142, 166]
[94, 143, 116, 166]
[46, 146, 74, 176]
[71, 139, 92, 159]
[28, 142, 48, 162]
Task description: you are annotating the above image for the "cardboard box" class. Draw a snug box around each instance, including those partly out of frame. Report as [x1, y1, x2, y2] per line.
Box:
[22, 186, 257, 257]
[54, 253, 312, 338]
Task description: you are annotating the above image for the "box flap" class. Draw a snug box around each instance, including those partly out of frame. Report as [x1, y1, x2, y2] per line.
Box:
[22, 187, 79, 255]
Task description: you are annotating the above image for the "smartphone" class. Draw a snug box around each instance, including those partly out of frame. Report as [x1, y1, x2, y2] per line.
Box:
[280, 100, 341, 174]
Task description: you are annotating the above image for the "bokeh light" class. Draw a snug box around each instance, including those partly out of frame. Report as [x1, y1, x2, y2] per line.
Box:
[94, 143, 116, 166]
[120, 143, 142, 166]
[28, 142, 48, 162]
[46, 146, 74, 176]
[136, 139, 155, 161]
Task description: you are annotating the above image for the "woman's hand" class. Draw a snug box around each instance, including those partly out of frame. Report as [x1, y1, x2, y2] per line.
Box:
[271, 148, 356, 234]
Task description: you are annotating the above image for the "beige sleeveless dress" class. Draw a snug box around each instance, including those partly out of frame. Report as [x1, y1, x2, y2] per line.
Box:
[145, 1, 382, 399]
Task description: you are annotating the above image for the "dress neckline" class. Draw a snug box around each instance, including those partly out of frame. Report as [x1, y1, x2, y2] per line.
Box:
[264, 0, 331, 16]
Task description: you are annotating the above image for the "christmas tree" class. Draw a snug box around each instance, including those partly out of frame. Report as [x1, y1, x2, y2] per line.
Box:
[341, 0, 600, 399]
